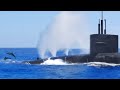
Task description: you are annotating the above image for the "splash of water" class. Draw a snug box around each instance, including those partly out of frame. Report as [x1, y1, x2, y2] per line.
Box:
[41, 58, 68, 65]
[37, 11, 92, 58]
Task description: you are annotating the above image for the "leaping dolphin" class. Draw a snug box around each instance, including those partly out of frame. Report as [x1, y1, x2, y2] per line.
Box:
[6, 52, 16, 58]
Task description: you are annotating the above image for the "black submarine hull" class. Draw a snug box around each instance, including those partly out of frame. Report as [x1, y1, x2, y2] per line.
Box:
[23, 53, 120, 64]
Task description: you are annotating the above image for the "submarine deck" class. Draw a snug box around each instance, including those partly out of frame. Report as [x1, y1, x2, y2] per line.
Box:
[23, 53, 120, 64]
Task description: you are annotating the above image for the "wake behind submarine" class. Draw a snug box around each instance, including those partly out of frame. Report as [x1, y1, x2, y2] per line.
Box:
[25, 12, 120, 64]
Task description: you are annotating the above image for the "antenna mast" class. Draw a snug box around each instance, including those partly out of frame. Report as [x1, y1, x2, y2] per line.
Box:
[102, 11, 103, 20]
[101, 11, 103, 34]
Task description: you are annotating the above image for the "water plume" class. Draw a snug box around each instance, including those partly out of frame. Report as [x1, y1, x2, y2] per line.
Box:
[37, 11, 91, 58]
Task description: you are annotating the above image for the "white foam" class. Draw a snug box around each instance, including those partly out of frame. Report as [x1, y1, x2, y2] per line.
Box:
[84, 62, 120, 67]
[41, 58, 72, 65]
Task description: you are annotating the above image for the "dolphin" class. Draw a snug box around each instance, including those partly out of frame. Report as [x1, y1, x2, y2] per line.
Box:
[4, 57, 11, 60]
[6, 52, 16, 58]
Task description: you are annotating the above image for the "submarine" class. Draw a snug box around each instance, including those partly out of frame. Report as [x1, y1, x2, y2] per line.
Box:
[24, 11, 120, 64]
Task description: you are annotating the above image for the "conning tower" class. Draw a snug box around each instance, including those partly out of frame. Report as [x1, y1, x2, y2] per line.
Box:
[90, 11, 118, 55]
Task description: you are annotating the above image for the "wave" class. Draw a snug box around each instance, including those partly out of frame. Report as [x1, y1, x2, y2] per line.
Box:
[84, 62, 120, 67]
[0, 59, 22, 64]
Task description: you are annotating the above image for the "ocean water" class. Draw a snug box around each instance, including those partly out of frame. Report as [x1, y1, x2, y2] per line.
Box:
[0, 48, 120, 79]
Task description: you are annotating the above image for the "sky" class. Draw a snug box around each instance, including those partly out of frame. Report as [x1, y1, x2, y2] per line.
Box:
[0, 11, 120, 48]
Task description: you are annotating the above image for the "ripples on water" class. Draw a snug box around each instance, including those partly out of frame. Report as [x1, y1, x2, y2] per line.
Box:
[0, 59, 120, 79]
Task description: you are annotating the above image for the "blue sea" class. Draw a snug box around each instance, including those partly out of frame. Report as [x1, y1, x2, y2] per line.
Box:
[0, 48, 120, 79]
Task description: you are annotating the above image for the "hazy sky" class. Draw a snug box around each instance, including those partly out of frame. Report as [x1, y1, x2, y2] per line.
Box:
[0, 11, 120, 48]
